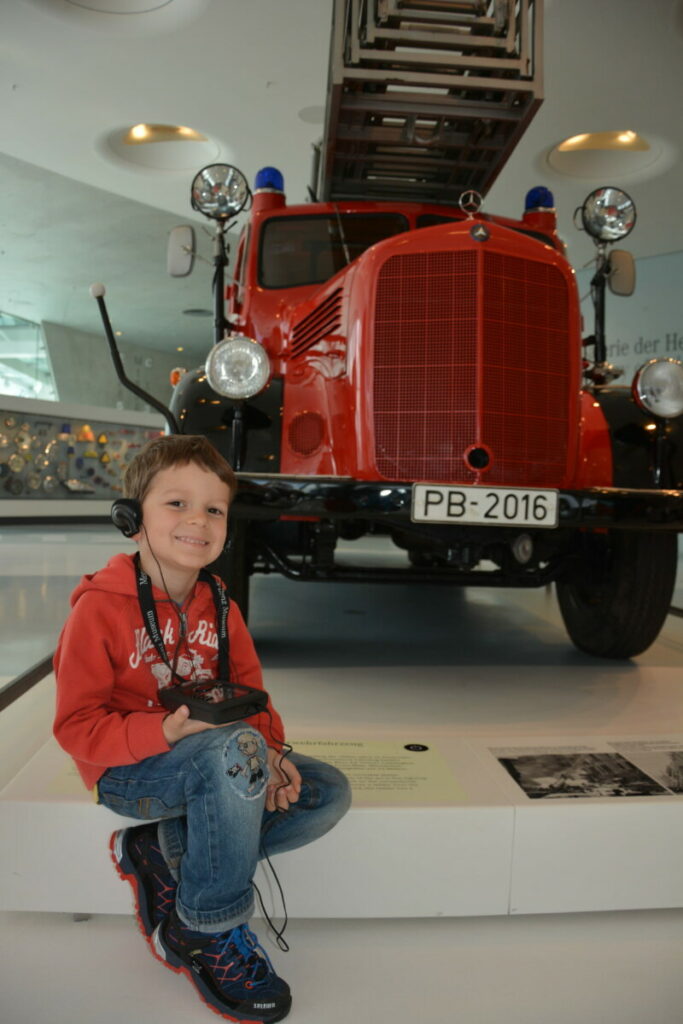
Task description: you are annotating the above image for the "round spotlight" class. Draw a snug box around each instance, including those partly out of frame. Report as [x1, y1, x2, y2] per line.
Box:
[191, 164, 250, 220]
[632, 359, 683, 419]
[581, 187, 636, 242]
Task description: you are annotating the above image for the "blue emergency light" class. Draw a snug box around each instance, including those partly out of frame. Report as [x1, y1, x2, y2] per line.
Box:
[525, 186, 555, 211]
[254, 166, 284, 193]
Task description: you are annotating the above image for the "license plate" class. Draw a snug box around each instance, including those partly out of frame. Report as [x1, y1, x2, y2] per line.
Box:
[412, 484, 559, 528]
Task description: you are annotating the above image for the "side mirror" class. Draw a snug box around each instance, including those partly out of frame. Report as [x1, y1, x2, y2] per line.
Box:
[167, 225, 195, 277]
[608, 249, 635, 297]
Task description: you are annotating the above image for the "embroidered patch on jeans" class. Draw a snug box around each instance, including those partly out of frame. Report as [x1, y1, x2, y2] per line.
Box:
[223, 729, 268, 800]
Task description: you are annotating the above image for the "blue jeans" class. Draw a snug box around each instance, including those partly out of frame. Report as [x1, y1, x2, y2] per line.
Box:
[97, 723, 351, 933]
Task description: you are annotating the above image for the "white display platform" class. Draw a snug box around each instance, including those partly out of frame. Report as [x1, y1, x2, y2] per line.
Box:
[2, 692, 682, 919]
[3, 537, 683, 923]
[0, 727, 512, 918]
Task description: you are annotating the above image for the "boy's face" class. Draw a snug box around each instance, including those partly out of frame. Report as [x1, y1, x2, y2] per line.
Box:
[138, 462, 230, 580]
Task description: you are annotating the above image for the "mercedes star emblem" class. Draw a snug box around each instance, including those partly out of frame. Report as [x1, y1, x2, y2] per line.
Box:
[469, 223, 490, 242]
[459, 190, 483, 217]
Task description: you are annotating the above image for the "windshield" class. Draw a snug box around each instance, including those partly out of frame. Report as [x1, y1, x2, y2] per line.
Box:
[259, 212, 409, 288]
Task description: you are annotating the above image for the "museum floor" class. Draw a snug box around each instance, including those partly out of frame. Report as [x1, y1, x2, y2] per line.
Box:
[1, 525, 682, 1024]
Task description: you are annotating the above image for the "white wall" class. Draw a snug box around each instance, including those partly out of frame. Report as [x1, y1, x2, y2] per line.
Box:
[577, 249, 683, 382]
[42, 320, 183, 412]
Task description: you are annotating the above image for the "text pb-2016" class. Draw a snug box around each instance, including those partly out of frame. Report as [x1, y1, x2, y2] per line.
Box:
[412, 484, 559, 528]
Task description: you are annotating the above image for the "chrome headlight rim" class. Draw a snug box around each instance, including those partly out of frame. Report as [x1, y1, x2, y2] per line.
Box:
[632, 357, 683, 419]
[205, 335, 271, 400]
[581, 186, 636, 243]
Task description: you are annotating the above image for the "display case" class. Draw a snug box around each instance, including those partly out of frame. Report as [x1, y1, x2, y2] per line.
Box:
[0, 395, 164, 519]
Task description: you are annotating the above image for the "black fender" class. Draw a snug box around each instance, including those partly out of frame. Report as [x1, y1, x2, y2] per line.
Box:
[594, 386, 683, 489]
[169, 369, 283, 473]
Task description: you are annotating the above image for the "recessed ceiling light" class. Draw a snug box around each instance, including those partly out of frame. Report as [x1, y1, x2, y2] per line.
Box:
[32, 0, 212, 35]
[125, 123, 208, 145]
[298, 106, 325, 125]
[64, 1, 168, 11]
[101, 125, 222, 171]
[557, 130, 649, 152]
[545, 131, 676, 183]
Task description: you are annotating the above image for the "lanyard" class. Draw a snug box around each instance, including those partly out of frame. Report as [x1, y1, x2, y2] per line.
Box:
[134, 553, 230, 684]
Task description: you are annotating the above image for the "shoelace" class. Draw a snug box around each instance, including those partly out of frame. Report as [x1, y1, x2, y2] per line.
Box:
[212, 925, 275, 985]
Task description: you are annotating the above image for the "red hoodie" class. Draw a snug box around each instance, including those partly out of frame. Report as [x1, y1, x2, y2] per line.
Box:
[53, 552, 284, 791]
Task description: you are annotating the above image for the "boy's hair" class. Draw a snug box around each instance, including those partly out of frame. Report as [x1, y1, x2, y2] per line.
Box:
[124, 434, 237, 504]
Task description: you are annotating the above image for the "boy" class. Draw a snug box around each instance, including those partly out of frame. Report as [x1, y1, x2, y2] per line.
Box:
[54, 435, 351, 1024]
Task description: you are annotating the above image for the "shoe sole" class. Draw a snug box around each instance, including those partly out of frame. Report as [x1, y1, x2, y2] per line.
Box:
[109, 829, 156, 942]
[151, 925, 292, 1024]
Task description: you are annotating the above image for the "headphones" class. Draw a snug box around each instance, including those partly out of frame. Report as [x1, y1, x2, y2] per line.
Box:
[111, 498, 142, 538]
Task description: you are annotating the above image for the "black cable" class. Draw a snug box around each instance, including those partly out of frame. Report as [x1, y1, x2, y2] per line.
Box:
[252, 866, 289, 952]
[144, 531, 294, 949]
[254, 705, 297, 949]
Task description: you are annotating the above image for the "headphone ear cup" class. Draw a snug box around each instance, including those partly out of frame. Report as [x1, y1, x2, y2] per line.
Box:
[111, 498, 142, 538]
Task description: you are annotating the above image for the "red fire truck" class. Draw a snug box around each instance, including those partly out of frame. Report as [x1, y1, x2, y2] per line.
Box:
[101, 0, 683, 657]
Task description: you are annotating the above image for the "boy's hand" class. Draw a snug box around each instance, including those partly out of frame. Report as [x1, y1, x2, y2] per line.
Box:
[162, 705, 218, 744]
[266, 748, 302, 812]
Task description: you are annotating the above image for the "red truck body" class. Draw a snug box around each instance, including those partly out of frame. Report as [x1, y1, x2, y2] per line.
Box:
[223, 189, 613, 491]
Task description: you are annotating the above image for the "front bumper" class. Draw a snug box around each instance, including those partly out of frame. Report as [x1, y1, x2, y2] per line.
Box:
[233, 475, 683, 531]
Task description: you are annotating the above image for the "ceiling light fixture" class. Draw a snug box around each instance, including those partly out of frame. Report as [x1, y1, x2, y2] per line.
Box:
[545, 130, 674, 183]
[102, 124, 221, 172]
[34, 0, 214, 37]
[557, 130, 649, 152]
[124, 123, 208, 145]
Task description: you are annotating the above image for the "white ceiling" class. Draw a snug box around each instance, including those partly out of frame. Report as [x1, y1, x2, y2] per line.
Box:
[1, 0, 683, 362]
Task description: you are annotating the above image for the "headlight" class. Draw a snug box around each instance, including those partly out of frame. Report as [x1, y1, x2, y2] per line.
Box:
[205, 336, 270, 400]
[581, 186, 636, 242]
[632, 358, 683, 418]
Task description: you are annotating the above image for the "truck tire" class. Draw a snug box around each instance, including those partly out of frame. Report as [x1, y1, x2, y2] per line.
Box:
[556, 530, 677, 658]
[208, 520, 251, 622]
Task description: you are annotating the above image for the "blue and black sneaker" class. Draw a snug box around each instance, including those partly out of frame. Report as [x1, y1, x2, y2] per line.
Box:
[152, 910, 291, 1023]
[110, 823, 176, 940]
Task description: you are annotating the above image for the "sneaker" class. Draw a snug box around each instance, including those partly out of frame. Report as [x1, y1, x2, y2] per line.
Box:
[152, 910, 291, 1023]
[110, 823, 177, 939]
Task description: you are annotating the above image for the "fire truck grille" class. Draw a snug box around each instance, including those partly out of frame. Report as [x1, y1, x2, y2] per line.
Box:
[373, 249, 571, 486]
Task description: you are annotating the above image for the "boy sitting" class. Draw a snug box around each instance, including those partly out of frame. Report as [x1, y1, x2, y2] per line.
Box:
[54, 434, 351, 1024]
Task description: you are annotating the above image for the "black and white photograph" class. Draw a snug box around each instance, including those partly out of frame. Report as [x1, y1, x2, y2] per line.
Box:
[496, 752, 669, 800]
[616, 743, 683, 795]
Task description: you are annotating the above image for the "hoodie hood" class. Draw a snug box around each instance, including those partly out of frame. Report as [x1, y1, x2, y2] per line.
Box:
[70, 552, 139, 606]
